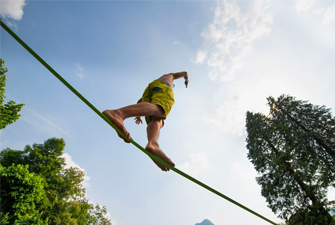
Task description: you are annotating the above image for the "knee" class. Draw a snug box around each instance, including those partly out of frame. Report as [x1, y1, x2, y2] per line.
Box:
[154, 105, 165, 117]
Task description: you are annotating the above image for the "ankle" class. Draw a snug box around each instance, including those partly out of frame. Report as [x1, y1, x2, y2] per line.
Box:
[113, 109, 126, 120]
[147, 141, 159, 149]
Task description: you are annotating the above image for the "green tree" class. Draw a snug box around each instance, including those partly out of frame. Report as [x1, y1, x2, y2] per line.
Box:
[68, 198, 92, 225]
[0, 58, 24, 129]
[287, 207, 334, 225]
[87, 204, 112, 225]
[246, 95, 335, 224]
[0, 138, 112, 225]
[267, 95, 335, 179]
[0, 138, 85, 224]
[0, 164, 47, 224]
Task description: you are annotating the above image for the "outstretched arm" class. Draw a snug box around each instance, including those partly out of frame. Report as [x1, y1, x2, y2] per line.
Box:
[170, 71, 189, 88]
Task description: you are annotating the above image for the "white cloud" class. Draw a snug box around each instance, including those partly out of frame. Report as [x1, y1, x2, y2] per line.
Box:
[75, 63, 84, 81]
[178, 153, 210, 177]
[230, 160, 257, 185]
[203, 70, 268, 136]
[22, 107, 72, 138]
[202, 1, 335, 138]
[321, 4, 335, 24]
[203, 53, 311, 136]
[204, 97, 247, 136]
[196, 0, 273, 81]
[295, 0, 335, 24]
[0, 0, 26, 20]
[295, 0, 316, 12]
[63, 153, 91, 188]
[5, 21, 19, 31]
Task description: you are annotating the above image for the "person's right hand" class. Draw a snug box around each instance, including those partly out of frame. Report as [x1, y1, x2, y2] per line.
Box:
[184, 72, 189, 88]
[134, 117, 143, 125]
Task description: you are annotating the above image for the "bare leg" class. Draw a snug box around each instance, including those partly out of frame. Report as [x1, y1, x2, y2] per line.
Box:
[103, 102, 163, 143]
[145, 117, 175, 172]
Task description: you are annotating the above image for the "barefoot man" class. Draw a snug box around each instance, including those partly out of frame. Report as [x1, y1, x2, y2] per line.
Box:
[103, 72, 189, 172]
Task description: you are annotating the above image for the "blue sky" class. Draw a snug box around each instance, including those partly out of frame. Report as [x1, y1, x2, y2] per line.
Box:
[1, 0, 335, 225]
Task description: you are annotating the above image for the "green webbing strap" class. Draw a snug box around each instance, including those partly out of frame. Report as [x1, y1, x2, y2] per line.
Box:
[1, 20, 278, 225]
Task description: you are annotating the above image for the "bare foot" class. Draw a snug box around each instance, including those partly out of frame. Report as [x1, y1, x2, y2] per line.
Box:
[145, 143, 175, 172]
[103, 110, 131, 143]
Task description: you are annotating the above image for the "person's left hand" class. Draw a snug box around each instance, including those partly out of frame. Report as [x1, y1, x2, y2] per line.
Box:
[134, 117, 143, 125]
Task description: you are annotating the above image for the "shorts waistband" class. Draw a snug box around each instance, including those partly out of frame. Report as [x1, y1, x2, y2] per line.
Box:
[156, 79, 171, 88]
[162, 81, 171, 87]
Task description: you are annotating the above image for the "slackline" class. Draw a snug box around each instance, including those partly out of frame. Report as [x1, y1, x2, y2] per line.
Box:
[1, 20, 278, 225]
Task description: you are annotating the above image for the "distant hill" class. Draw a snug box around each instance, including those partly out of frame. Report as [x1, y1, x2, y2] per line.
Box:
[195, 219, 215, 225]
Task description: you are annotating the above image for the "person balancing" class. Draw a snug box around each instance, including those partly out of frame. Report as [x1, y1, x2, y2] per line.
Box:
[103, 71, 189, 172]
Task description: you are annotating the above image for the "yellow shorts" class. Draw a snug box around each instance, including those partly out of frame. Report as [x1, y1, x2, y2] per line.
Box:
[142, 80, 175, 125]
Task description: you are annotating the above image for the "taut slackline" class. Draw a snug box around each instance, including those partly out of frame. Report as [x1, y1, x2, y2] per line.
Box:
[1, 20, 278, 225]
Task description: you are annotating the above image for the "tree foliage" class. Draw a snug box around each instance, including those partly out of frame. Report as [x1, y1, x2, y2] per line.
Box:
[0, 164, 47, 224]
[287, 207, 334, 225]
[87, 204, 112, 225]
[0, 58, 24, 129]
[0, 138, 112, 225]
[246, 95, 335, 224]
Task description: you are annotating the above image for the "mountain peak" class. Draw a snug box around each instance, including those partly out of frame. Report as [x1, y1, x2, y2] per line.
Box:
[195, 219, 215, 225]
